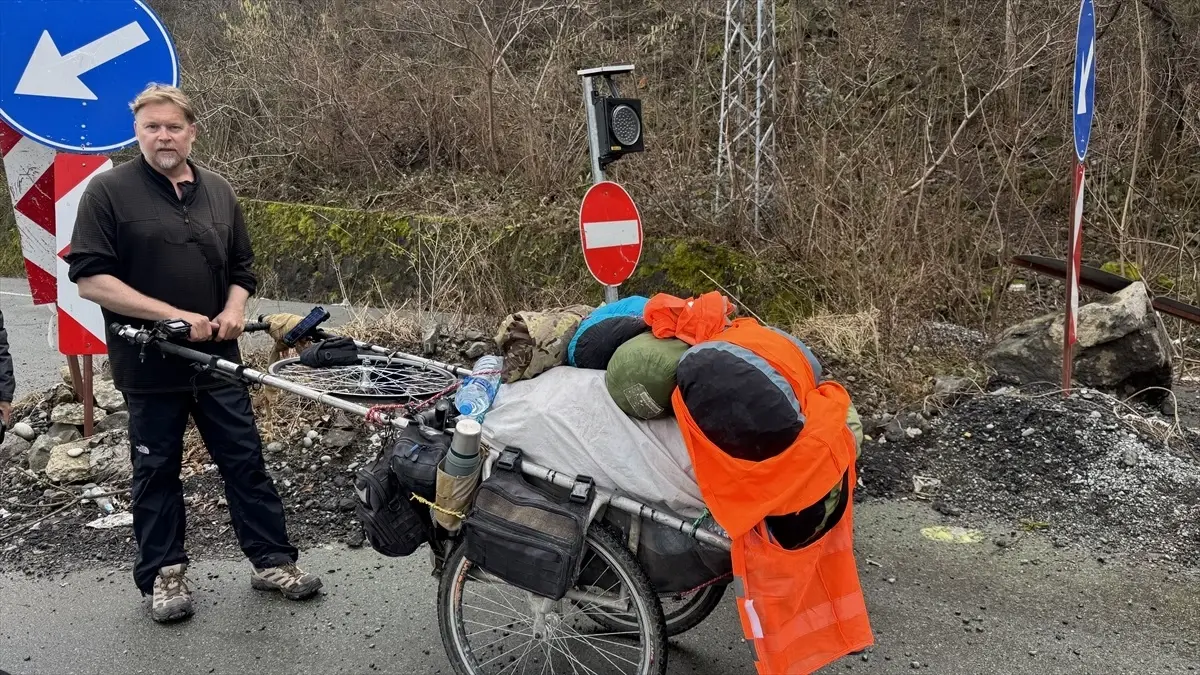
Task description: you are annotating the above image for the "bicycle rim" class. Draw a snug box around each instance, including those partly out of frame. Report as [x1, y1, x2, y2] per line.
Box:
[440, 527, 666, 675]
[267, 354, 457, 400]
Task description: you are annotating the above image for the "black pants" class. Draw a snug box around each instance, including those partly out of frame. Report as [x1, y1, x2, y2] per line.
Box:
[125, 383, 297, 593]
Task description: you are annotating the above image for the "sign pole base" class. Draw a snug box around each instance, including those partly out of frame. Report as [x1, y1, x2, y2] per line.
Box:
[1062, 342, 1074, 395]
[65, 354, 83, 400]
[1063, 160, 1085, 396]
[81, 354, 94, 436]
[64, 355, 95, 436]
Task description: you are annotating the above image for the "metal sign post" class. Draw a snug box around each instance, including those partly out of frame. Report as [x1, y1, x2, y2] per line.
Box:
[1064, 0, 1096, 395]
[578, 64, 644, 304]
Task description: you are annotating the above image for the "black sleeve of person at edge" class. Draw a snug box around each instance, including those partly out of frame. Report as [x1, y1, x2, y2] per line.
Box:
[0, 309, 15, 403]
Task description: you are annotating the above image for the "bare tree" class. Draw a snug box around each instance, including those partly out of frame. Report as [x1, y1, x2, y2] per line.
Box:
[375, 0, 579, 172]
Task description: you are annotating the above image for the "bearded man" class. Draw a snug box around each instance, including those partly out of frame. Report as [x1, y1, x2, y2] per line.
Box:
[65, 84, 321, 623]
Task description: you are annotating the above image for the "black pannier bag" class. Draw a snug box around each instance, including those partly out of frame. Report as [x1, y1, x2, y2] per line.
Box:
[353, 452, 429, 557]
[462, 447, 596, 600]
[352, 425, 449, 557]
[595, 509, 732, 594]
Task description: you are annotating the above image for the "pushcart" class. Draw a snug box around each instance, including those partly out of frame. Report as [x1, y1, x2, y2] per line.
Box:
[111, 313, 735, 675]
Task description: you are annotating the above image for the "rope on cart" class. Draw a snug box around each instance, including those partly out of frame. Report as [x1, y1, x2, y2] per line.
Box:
[362, 367, 501, 427]
[410, 492, 466, 520]
[364, 379, 462, 426]
[673, 572, 734, 599]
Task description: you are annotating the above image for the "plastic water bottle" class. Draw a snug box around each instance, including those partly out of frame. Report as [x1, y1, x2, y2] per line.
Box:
[454, 355, 503, 419]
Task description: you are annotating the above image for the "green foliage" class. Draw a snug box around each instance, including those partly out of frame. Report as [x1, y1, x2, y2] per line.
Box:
[243, 198, 413, 261]
[1100, 260, 1142, 281]
[245, 200, 819, 323]
[0, 224, 24, 278]
[629, 239, 816, 324]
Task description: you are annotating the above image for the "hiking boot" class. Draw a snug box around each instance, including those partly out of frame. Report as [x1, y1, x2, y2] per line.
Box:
[151, 563, 193, 623]
[250, 562, 322, 600]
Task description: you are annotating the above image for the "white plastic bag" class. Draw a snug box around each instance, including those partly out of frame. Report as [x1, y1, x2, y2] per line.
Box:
[480, 366, 705, 518]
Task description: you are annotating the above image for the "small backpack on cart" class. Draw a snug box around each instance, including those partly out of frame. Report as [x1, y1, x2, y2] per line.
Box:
[389, 425, 449, 503]
[353, 425, 450, 557]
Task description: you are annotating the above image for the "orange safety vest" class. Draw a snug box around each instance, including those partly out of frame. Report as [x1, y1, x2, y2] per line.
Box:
[672, 317, 874, 674]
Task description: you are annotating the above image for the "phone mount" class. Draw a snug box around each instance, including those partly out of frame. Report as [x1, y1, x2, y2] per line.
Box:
[282, 306, 331, 346]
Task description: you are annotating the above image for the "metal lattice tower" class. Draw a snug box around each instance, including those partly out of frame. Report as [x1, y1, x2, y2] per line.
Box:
[714, 0, 777, 235]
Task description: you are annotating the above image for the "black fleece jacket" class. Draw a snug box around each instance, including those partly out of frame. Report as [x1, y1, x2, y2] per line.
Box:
[65, 155, 257, 394]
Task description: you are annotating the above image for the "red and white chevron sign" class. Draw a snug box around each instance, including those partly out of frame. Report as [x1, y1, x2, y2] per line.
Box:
[0, 119, 57, 305]
[54, 154, 111, 355]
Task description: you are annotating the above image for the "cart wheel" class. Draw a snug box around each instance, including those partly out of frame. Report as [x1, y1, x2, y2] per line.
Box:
[437, 524, 668, 675]
[267, 353, 457, 402]
[587, 581, 728, 638]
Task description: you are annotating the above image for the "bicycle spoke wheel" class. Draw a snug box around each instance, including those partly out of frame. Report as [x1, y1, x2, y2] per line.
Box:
[585, 582, 727, 637]
[438, 524, 667, 675]
[268, 354, 457, 401]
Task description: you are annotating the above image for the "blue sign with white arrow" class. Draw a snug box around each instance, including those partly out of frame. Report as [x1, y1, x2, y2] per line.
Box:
[0, 0, 179, 153]
[1073, 0, 1096, 162]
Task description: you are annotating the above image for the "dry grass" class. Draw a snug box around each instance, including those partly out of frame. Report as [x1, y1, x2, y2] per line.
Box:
[792, 309, 882, 363]
[336, 304, 423, 349]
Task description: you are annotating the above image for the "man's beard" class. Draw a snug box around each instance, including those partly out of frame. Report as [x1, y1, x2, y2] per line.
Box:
[153, 149, 183, 171]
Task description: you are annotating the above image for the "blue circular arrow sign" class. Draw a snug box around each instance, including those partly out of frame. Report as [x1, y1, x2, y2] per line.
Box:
[0, 0, 179, 153]
[1072, 0, 1096, 162]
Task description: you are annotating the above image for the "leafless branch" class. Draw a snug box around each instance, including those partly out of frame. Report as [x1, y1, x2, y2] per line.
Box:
[902, 29, 1057, 197]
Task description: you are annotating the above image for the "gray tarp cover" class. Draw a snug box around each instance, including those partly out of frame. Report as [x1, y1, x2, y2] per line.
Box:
[480, 366, 706, 519]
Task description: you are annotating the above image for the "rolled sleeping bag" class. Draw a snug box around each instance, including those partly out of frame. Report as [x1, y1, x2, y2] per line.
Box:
[675, 326, 823, 462]
[566, 295, 650, 370]
[605, 332, 690, 420]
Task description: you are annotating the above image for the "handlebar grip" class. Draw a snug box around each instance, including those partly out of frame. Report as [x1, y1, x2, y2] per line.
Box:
[244, 321, 270, 333]
[109, 322, 137, 339]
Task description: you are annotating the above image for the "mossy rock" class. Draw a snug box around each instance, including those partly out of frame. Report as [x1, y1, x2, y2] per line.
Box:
[242, 198, 417, 302]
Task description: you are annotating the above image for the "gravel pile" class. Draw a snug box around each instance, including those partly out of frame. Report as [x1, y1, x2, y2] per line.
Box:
[858, 388, 1200, 565]
[0, 419, 388, 578]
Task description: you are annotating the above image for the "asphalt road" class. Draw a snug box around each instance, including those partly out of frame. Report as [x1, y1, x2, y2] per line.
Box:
[3, 501, 1198, 675]
[0, 278, 1198, 674]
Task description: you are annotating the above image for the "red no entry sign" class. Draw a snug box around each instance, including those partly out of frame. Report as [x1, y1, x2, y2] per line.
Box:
[579, 180, 643, 287]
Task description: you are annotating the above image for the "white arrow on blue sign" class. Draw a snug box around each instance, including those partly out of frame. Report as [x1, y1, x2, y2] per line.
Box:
[1072, 0, 1096, 162]
[0, 0, 179, 154]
